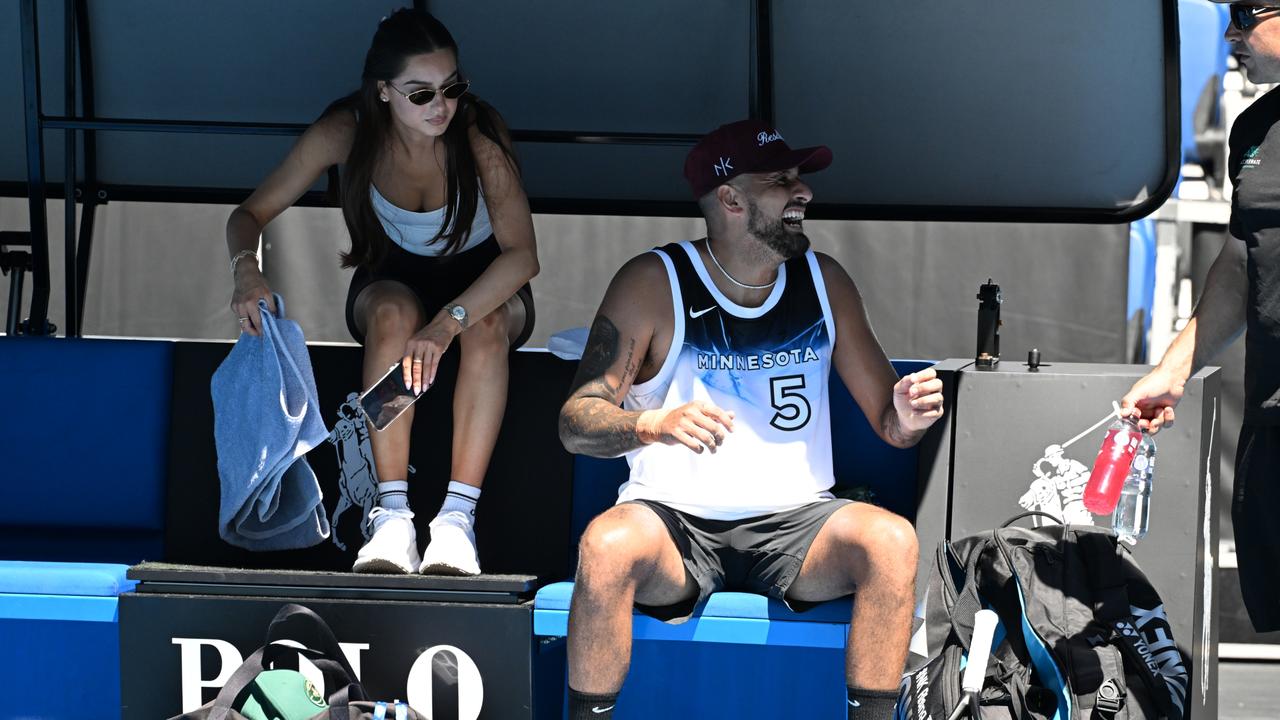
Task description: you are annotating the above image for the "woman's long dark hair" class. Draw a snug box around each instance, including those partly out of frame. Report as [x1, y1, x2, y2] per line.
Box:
[328, 8, 517, 269]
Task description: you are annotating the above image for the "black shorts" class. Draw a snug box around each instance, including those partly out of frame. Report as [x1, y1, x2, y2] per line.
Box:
[1233, 423, 1280, 632]
[344, 235, 535, 347]
[626, 498, 853, 623]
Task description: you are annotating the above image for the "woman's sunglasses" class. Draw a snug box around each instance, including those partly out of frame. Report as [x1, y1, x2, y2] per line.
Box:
[386, 80, 470, 106]
[1231, 4, 1280, 32]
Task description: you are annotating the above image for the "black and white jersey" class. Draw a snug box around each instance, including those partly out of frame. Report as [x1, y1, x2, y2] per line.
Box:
[619, 240, 837, 520]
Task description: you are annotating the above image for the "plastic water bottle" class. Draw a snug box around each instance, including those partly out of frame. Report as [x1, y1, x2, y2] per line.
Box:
[1112, 434, 1156, 543]
[1083, 417, 1142, 515]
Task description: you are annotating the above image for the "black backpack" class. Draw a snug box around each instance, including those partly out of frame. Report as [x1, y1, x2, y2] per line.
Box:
[897, 513, 1189, 720]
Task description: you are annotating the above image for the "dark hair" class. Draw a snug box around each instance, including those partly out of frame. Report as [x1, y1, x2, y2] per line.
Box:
[328, 8, 517, 269]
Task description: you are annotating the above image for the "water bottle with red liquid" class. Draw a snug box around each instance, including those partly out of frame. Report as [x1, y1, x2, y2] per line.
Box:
[1083, 416, 1143, 515]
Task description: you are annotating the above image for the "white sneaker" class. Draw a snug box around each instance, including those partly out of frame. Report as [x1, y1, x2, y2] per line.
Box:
[418, 511, 481, 576]
[352, 507, 420, 574]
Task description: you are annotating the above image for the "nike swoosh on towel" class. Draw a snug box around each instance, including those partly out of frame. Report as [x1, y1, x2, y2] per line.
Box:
[689, 306, 716, 319]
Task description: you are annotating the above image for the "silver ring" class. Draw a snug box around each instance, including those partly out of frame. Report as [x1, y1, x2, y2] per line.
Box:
[412, 359, 423, 364]
[238, 317, 248, 324]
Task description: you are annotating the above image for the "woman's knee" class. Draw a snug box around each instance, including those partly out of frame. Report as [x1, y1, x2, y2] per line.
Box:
[459, 302, 510, 352]
[364, 293, 423, 343]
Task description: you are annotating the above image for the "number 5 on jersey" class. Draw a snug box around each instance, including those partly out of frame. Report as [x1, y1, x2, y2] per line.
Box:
[769, 374, 812, 431]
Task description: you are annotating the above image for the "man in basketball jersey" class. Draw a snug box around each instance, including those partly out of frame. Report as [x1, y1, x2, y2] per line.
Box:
[558, 119, 945, 720]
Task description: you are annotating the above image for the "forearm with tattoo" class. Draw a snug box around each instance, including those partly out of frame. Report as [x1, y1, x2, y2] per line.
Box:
[559, 315, 648, 457]
[881, 402, 926, 449]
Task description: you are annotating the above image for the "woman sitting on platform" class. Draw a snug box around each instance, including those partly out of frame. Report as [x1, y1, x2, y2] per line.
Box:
[225, 8, 538, 575]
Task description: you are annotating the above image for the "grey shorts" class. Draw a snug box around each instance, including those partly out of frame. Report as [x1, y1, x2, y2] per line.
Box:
[626, 498, 853, 623]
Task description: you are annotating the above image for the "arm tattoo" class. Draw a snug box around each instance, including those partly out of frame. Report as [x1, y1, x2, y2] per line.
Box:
[567, 315, 623, 397]
[559, 315, 649, 457]
[881, 402, 926, 449]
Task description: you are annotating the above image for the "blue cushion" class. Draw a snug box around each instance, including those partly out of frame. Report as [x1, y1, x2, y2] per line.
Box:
[536, 581, 850, 622]
[0, 561, 136, 597]
[535, 581, 852, 648]
[0, 338, 172, 531]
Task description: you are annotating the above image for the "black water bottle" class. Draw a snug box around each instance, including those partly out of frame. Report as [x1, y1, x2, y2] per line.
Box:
[976, 279, 1002, 369]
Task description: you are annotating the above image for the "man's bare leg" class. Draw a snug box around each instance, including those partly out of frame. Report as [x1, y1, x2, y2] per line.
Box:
[788, 502, 918, 718]
[567, 503, 698, 716]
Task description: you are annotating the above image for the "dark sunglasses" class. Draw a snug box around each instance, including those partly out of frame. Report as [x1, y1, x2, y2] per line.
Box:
[386, 80, 470, 106]
[1231, 4, 1280, 31]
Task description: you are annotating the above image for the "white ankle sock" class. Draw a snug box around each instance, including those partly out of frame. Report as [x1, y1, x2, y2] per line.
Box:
[376, 480, 410, 511]
[437, 481, 480, 521]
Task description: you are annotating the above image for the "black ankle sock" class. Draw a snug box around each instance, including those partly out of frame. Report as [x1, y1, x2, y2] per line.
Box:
[568, 687, 619, 720]
[847, 686, 899, 720]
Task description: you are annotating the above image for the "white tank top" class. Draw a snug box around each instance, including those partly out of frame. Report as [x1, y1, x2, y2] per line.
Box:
[618, 241, 838, 520]
[370, 184, 493, 256]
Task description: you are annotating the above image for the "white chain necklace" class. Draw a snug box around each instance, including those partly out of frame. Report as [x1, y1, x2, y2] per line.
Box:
[705, 240, 776, 291]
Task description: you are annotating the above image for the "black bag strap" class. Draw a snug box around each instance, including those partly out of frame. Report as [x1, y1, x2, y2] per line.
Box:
[208, 646, 272, 720]
[1073, 531, 1184, 720]
[263, 646, 358, 690]
[206, 604, 364, 720]
[266, 604, 361, 682]
[949, 548, 984, 649]
[1110, 623, 1182, 720]
[1089, 649, 1129, 718]
[324, 682, 366, 719]
[1074, 531, 1130, 624]
[946, 525, 1040, 655]
[1001, 511, 1065, 529]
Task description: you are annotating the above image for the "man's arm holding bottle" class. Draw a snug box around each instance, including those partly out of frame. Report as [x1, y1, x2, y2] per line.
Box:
[1121, 235, 1249, 432]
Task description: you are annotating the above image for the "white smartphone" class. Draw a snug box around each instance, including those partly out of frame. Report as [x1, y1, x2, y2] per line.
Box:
[358, 362, 422, 432]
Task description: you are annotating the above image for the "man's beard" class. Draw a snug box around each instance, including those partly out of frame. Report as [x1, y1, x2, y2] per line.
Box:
[747, 198, 809, 260]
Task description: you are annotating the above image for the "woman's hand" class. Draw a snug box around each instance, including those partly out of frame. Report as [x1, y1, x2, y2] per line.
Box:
[402, 311, 464, 394]
[230, 264, 276, 337]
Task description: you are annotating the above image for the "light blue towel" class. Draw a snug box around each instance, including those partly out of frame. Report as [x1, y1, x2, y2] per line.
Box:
[211, 294, 331, 550]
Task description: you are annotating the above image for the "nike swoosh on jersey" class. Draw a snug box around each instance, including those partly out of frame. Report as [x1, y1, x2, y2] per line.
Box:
[689, 305, 717, 319]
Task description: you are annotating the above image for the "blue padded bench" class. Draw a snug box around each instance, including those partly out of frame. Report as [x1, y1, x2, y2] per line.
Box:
[0, 337, 172, 563]
[0, 337, 174, 720]
[0, 561, 137, 717]
[535, 581, 852, 648]
[534, 360, 932, 718]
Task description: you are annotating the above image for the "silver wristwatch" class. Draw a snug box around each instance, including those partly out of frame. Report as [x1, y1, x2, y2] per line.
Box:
[444, 303, 468, 329]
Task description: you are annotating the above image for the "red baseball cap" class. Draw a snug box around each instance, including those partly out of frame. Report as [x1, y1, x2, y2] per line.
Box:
[683, 119, 833, 199]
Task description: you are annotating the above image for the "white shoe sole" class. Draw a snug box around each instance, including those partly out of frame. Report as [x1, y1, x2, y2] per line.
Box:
[418, 560, 480, 576]
[352, 556, 417, 574]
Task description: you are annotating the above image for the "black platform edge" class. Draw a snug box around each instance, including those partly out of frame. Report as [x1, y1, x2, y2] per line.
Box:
[127, 562, 538, 604]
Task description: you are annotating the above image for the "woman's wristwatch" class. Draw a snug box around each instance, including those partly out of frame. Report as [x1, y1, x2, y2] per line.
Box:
[443, 303, 468, 330]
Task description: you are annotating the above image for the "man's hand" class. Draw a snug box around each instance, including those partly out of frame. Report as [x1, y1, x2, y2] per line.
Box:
[1120, 368, 1183, 434]
[892, 368, 945, 434]
[637, 400, 735, 454]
